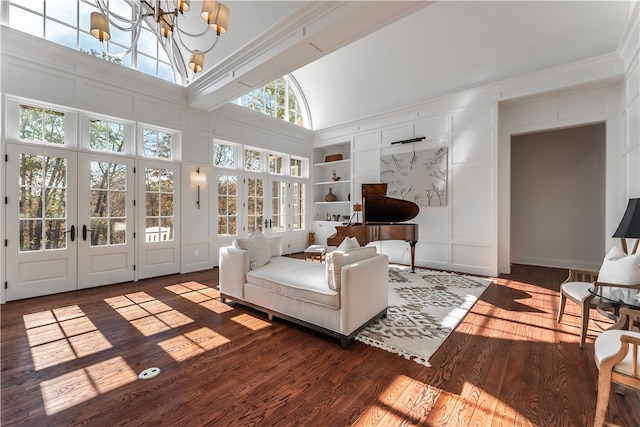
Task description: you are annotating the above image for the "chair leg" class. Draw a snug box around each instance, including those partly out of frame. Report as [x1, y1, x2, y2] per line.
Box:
[594, 370, 613, 427]
[557, 291, 566, 323]
[579, 296, 594, 348]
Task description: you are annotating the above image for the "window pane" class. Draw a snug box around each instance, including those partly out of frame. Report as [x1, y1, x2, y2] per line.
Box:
[9, 6, 44, 38]
[13, 0, 44, 13]
[46, 19, 77, 49]
[244, 149, 261, 171]
[157, 62, 174, 82]
[47, 1, 77, 26]
[19, 105, 44, 141]
[138, 26, 158, 57]
[145, 167, 174, 242]
[90, 119, 125, 152]
[137, 53, 157, 77]
[269, 154, 284, 174]
[214, 143, 235, 168]
[143, 128, 173, 159]
[88, 161, 127, 247]
[290, 158, 303, 177]
[217, 175, 237, 237]
[44, 110, 65, 144]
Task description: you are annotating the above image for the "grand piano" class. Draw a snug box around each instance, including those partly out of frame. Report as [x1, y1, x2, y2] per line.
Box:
[327, 183, 419, 272]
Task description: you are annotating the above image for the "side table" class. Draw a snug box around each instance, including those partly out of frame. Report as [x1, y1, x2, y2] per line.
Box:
[304, 245, 326, 263]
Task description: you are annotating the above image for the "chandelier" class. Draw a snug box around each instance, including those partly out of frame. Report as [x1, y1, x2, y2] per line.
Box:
[90, 0, 229, 78]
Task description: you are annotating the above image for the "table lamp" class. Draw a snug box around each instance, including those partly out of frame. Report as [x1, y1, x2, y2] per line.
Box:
[613, 198, 640, 254]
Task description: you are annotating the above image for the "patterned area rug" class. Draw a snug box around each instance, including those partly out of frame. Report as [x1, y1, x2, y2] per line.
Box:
[355, 265, 493, 367]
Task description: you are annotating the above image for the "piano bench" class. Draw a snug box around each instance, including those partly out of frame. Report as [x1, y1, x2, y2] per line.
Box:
[304, 245, 326, 262]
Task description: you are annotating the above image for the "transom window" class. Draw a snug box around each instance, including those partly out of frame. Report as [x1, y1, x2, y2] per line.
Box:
[233, 75, 311, 129]
[5, 0, 175, 83]
[140, 126, 180, 161]
[18, 104, 65, 145]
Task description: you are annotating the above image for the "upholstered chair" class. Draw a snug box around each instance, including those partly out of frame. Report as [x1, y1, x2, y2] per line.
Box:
[593, 307, 640, 427]
[558, 247, 640, 347]
[557, 269, 600, 347]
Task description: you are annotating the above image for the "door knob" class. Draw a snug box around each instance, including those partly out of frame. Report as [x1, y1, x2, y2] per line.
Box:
[64, 225, 76, 242]
[82, 224, 93, 241]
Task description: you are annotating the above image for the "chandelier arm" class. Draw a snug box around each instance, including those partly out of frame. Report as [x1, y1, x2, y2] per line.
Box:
[198, 35, 221, 55]
[95, 0, 146, 30]
[99, 24, 142, 58]
[173, 24, 220, 55]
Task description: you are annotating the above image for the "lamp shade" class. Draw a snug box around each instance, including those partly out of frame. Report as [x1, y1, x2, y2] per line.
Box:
[613, 198, 640, 238]
[160, 15, 173, 38]
[190, 170, 206, 187]
[353, 203, 362, 212]
[90, 12, 111, 41]
[201, 0, 229, 34]
[188, 50, 204, 73]
[174, 0, 190, 13]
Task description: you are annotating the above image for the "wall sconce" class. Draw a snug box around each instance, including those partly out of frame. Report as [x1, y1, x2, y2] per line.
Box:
[190, 167, 207, 209]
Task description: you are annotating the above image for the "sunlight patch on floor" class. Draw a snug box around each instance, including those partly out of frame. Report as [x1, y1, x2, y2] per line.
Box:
[39, 356, 137, 415]
[231, 313, 271, 330]
[158, 327, 231, 362]
[354, 375, 442, 425]
[105, 291, 194, 336]
[24, 306, 112, 371]
[165, 281, 233, 314]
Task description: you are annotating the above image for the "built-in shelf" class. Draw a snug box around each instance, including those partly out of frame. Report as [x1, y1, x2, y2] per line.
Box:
[315, 180, 351, 186]
[312, 142, 352, 245]
[313, 159, 351, 168]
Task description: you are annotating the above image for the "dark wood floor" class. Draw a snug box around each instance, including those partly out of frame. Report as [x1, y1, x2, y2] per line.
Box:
[2, 262, 639, 426]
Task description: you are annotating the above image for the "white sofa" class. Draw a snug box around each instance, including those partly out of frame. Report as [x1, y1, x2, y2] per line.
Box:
[218, 233, 388, 348]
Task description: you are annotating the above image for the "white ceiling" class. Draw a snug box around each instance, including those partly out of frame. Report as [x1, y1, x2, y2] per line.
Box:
[188, 1, 633, 131]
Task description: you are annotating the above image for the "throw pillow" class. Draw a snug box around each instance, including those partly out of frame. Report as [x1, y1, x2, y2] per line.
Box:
[336, 236, 360, 251]
[268, 236, 282, 257]
[598, 246, 640, 286]
[326, 246, 377, 291]
[236, 230, 271, 270]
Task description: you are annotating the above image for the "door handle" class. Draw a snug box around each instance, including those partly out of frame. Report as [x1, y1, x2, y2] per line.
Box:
[269, 219, 272, 228]
[82, 224, 93, 241]
[64, 225, 76, 242]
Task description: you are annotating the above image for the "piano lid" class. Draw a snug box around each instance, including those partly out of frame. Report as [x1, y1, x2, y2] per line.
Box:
[362, 183, 419, 223]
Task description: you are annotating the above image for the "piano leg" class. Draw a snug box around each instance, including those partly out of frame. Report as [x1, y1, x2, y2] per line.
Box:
[409, 241, 417, 273]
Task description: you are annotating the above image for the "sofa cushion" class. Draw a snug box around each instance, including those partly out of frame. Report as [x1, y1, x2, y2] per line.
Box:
[326, 246, 378, 291]
[598, 246, 640, 286]
[247, 257, 339, 309]
[236, 231, 271, 270]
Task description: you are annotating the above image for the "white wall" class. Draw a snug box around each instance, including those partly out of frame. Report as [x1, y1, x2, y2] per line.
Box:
[315, 50, 637, 277]
[510, 124, 606, 270]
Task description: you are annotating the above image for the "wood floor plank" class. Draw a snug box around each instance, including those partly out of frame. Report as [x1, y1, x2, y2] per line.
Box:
[2, 263, 640, 426]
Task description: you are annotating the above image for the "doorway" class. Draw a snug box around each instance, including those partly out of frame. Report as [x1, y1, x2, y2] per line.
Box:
[510, 123, 606, 270]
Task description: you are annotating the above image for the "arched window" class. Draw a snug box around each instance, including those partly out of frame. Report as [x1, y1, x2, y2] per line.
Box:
[233, 75, 312, 129]
[4, 1, 176, 83]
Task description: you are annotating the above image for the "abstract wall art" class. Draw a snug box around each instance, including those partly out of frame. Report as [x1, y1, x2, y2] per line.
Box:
[380, 147, 448, 206]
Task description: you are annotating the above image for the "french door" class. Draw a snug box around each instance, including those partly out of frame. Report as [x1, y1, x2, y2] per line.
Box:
[245, 175, 287, 238]
[5, 144, 135, 300]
